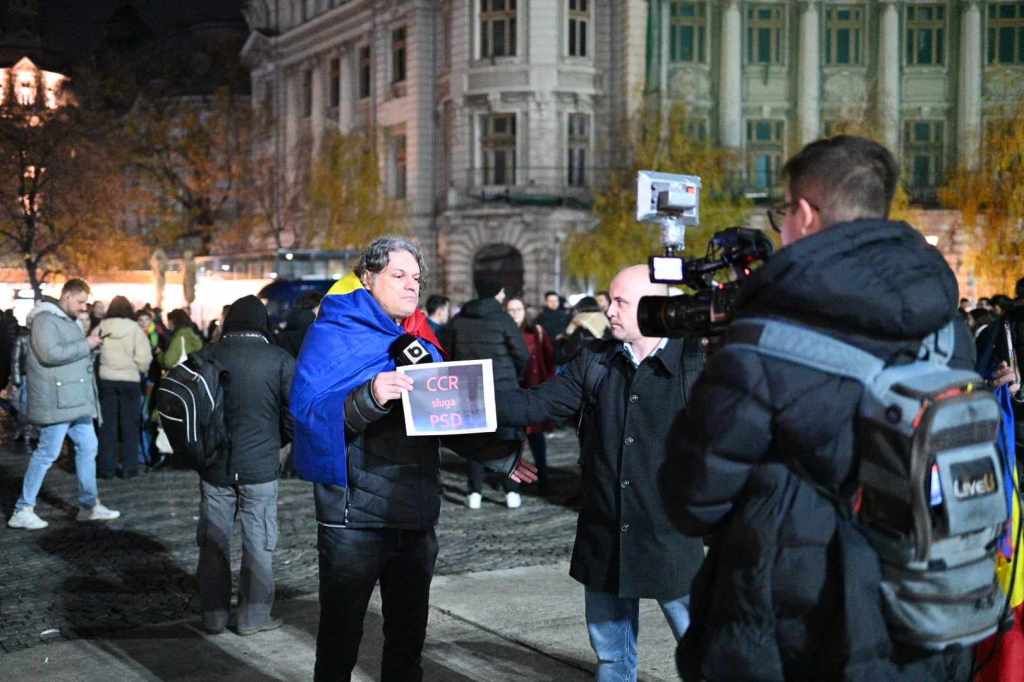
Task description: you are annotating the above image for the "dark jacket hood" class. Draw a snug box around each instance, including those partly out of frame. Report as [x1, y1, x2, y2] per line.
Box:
[737, 219, 959, 341]
[458, 296, 503, 319]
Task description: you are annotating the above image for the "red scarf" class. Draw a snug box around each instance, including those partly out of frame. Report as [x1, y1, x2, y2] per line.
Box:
[402, 309, 446, 358]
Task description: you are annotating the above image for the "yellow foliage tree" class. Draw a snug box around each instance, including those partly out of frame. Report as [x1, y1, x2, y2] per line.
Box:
[307, 128, 406, 250]
[566, 103, 749, 288]
[124, 87, 251, 255]
[940, 99, 1024, 296]
[0, 75, 142, 297]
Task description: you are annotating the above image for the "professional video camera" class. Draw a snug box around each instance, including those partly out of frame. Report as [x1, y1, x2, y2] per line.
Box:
[634, 171, 774, 339]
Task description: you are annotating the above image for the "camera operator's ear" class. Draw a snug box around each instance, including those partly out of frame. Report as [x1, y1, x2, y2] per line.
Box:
[796, 198, 823, 238]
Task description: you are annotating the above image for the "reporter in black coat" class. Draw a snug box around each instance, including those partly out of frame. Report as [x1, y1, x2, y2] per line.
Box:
[497, 266, 706, 680]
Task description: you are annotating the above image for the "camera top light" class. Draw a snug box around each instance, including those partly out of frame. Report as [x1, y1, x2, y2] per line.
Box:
[650, 256, 686, 284]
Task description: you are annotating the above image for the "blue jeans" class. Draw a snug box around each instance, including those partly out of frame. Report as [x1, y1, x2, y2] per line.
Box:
[16, 416, 99, 511]
[584, 588, 691, 682]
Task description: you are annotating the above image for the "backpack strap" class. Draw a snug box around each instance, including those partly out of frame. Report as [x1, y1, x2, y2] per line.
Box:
[728, 317, 885, 385]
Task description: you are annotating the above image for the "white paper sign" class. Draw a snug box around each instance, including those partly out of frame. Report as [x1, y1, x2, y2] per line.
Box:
[397, 359, 497, 436]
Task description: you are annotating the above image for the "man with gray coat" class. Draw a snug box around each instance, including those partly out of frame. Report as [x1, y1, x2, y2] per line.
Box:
[7, 279, 120, 530]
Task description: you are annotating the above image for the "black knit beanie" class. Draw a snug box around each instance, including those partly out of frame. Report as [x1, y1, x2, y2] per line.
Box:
[221, 295, 272, 340]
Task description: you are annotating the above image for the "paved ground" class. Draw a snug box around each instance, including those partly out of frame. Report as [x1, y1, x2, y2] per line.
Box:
[0, 426, 582, 655]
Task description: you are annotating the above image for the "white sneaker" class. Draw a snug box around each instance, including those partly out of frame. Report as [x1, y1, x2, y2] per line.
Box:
[77, 502, 121, 522]
[505, 491, 522, 509]
[8, 507, 48, 530]
[467, 492, 482, 510]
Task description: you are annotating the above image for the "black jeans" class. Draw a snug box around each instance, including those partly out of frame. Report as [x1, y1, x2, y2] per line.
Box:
[97, 379, 142, 477]
[314, 525, 439, 682]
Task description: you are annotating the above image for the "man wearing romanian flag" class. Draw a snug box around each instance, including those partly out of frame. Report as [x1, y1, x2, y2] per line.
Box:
[290, 237, 536, 682]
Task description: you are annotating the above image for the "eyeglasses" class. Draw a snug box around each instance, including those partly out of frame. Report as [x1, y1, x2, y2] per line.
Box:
[766, 198, 820, 233]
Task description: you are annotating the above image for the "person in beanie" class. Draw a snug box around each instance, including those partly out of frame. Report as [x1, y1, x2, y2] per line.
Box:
[444, 275, 529, 509]
[195, 295, 295, 636]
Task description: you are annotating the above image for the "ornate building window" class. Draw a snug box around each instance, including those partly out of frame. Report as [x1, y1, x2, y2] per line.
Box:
[988, 2, 1024, 64]
[747, 4, 785, 65]
[567, 0, 589, 57]
[906, 5, 946, 66]
[824, 5, 864, 65]
[567, 113, 589, 187]
[480, 0, 517, 59]
[904, 120, 944, 191]
[329, 57, 340, 108]
[302, 69, 313, 117]
[392, 27, 407, 84]
[358, 45, 371, 99]
[392, 134, 407, 199]
[670, 1, 706, 63]
[482, 113, 517, 185]
[746, 119, 784, 189]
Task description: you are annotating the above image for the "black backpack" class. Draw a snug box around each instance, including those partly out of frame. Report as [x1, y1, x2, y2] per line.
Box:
[156, 348, 230, 470]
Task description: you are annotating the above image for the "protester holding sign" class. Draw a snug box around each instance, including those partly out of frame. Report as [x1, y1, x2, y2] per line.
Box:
[290, 237, 536, 682]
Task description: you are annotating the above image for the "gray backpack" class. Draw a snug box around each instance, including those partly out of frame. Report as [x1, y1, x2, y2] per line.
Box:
[729, 317, 1009, 651]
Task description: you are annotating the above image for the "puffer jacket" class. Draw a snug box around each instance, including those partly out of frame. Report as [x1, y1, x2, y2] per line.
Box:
[25, 298, 99, 426]
[444, 296, 528, 442]
[666, 219, 975, 681]
[9, 328, 29, 387]
[97, 317, 151, 383]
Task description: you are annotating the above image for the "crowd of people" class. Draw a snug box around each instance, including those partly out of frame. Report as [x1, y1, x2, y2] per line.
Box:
[3, 133, 1024, 682]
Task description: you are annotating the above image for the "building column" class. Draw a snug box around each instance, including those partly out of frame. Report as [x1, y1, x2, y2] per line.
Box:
[798, 1, 821, 144]
[310, 58, 324, 153]
[284, 69, 299, 180]
[338, 47, 353, 132]
[719, 0, 742, 148]
[958, 0, 982, 169]
[878, 0, 901, 154]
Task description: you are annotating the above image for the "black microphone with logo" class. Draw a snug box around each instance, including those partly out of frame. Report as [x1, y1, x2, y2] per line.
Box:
[389, 334, 434, 367]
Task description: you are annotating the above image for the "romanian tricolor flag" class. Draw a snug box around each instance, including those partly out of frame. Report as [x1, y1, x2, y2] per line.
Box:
[289, 280, 443, 486]
[975, 385, 1024, 682]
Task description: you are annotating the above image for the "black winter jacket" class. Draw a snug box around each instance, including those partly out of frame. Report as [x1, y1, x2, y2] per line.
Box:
[314, 378, 520, 528]
[499, 337, 706, 599]
[445, 297, 529, 442]
[201, 332, 295, 486]
[666, 220, 974, 681]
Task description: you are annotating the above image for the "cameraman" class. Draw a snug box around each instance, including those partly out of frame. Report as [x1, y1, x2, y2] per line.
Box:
[665, 136, 976, 681]
[497, 264, 706, 680]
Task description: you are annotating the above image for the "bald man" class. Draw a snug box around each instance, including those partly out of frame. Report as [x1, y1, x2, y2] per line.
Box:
[497, 265, 706, 681]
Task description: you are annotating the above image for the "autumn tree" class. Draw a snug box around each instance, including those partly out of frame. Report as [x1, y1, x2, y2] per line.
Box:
[306, 128, 406, 250]
[123, 86, 251, 255]
[244, 111, 313, 250]
[0, 66, 143, 298]
[566, 103, 749, 287]
[940, 99, 1024, 295]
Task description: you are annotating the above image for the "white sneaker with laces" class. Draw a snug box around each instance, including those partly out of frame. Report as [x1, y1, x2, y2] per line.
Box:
[505, 491, 522, 509]
[467, 492, 482, 510]
[8, 507, 48, 530]
[77, 502, 121, 522]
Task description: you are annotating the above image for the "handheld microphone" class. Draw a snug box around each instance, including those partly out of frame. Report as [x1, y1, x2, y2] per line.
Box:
[389, 334, 433, 366]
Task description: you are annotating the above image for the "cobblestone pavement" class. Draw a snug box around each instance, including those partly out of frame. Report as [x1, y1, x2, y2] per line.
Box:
[0, 427, 582, 654]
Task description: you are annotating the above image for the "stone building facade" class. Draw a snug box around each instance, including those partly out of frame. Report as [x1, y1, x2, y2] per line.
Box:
[241, 0, 1024, 302]
[241, 0, 647, 304]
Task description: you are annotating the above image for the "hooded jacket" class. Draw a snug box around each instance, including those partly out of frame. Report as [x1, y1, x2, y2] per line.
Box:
[96, 317, 152, 383]
[160, 326, 203, 369]
[666, 220, 974, 681]
[25, 297, 99, 426]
